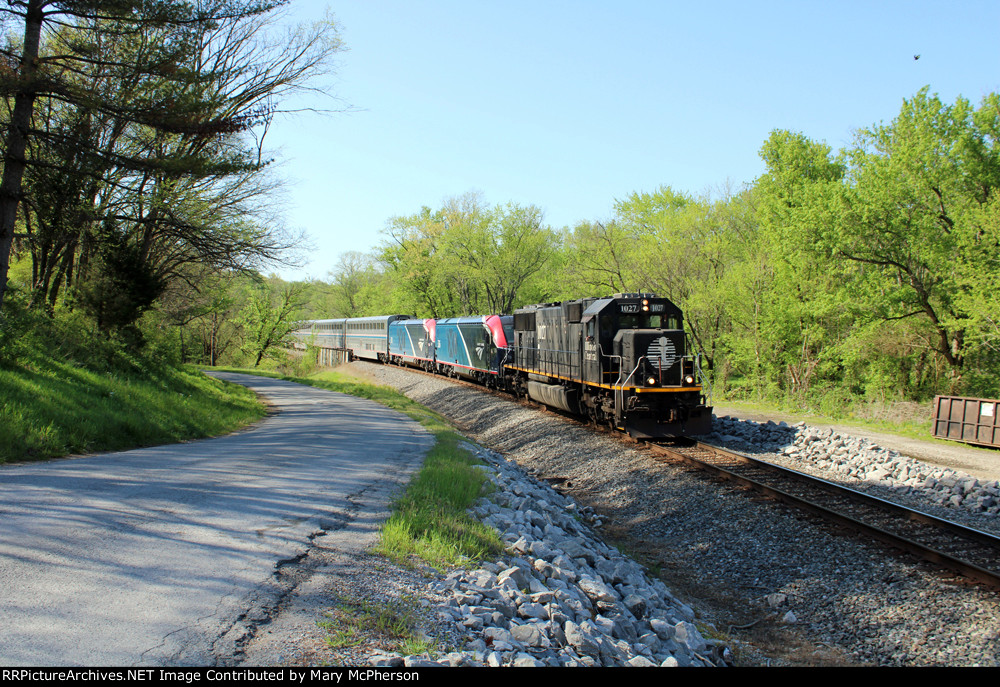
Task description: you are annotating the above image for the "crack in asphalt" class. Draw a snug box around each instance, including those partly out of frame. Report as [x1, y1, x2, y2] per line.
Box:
[206, 482, 384, 666]
[2, 371, 434, 667]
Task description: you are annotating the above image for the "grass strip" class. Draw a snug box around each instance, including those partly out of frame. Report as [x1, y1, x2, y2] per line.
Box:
[317, 594, 437, 656]
[214, 366, 504, 570]
[0, 361, 264, 464]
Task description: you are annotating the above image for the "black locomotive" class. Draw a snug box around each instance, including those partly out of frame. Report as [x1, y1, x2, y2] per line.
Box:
[293, 292, 711, 438]
[506, 293, 711, 438]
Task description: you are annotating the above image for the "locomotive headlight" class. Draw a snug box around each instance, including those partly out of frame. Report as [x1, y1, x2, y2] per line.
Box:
[641, 298, 649, 312]
[647, 376, 657, 386]
[684, 374, 695, 385]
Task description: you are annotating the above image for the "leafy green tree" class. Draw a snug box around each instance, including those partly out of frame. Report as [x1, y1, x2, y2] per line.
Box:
[603, 185, 754, 374]
[747, 91, 1000, 400]
[443, 198, 554, 314]
[380, 205, 459, 317]
[954, 196, 1000, 364]
[833, 88, 1000, 381]
[0, 0, 343, 326]
[685, 187, 759, 376]
[753, 130, 850, 396]
[380, 194, 556, 316]
[317, 251, 386, 317]
[238, 278, 307, 367]
[563, 220, 639, 295]
[0, 0, 240, 311]
[152, 266, 242, 365]
[73, 233, 164, 346]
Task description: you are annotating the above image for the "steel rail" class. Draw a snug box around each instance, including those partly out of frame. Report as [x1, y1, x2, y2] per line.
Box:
[651, 441, 1000, 589]
[351, 360, 1000, 589]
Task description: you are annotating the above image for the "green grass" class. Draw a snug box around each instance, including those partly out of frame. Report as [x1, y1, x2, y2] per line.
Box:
[0, 359, 265, 464]
[374, 428, 502, 570]
[711, 394, 944, 443]
[215, 366, 504, 569]
[317, 595, 439, 656]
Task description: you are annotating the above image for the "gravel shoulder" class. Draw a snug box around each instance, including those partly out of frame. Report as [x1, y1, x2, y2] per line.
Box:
[237, 364, 1000, 667]
[712, 404, 1000, 483]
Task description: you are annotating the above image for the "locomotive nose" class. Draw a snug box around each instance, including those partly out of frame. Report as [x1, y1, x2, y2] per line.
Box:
[616, 330, 685, 385]
[646, 334, 679, 372]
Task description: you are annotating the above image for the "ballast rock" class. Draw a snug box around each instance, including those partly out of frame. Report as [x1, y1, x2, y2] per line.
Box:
[381, 442, 726, 668]
[708, 416, 1000, 520]
[339, 363, 1000, 667]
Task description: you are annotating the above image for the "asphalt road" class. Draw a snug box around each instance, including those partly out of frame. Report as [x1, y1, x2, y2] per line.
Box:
[0, 373, 432, 666]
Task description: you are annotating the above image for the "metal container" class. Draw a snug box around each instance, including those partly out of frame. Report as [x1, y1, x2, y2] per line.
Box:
[932, 395, 1000, 448]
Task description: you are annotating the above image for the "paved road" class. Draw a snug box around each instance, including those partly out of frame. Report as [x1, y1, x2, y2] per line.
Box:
[0, 373, 432, 666]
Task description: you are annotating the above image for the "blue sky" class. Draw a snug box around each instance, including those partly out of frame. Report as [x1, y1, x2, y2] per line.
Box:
[265, 0, 1000, 281]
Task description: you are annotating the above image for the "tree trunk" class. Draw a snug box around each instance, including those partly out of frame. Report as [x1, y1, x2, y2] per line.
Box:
[0, 0, 44, 312]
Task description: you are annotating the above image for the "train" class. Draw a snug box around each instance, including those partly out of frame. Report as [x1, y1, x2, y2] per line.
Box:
[291, 293, 712, 439]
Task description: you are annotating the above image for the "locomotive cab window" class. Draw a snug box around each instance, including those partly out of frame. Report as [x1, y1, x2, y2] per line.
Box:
[600, 317, 613, 340]
[618, 314, 679, 329]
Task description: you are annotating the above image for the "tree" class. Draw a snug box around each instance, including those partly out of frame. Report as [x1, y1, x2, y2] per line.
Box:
[0, 0, 216, 311]
[73, 232, 164, 346]
[238, 278, 306, 367]
[955, 196, 1000, 357]
[833, 88, 1000, 380]
[380, 205, 458, 317]
[0, 0, 343, 320]
[604, 185, 753, 374]
[564, 220, 637, 294]
[684, 187, 759, 375]
[324, 251, 380, 317]
[443, 198, 554, 314]
[379, 194, 556, 317]
[746, 92, 1000, 398]
[152, 265, 241, 365]
[753, 130, 851, 396]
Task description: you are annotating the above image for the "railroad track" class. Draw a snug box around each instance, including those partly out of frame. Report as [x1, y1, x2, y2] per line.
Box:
[651, 441, 1000, 590]
[353, 360, 1000, 590]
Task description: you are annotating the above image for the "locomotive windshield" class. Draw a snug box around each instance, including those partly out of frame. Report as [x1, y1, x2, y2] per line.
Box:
[618, 314, 680, 330]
